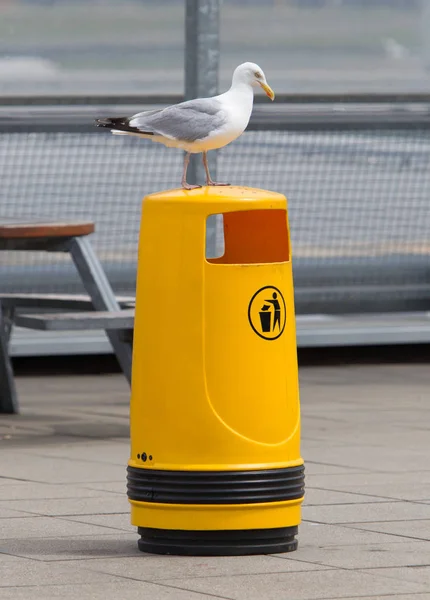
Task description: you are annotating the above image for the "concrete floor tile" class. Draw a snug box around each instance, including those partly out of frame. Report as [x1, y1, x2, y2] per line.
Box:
[303, 501, 430, 524]
[0, 516, 124, 539]
[309, 482, 430, 503]
[0, 554, 36, 564]
[0, 533, 138, 561]
[63, 512, 134, 533]
[0, 482, 115, 501]
[2, 494, 129, 516]
[303, 488, 395, 506]
[307, 472, 430, 492]
[80, 481, 127, 494]
[324, 595, 429, 600]
[0, 507, 34, 518]
[25, 440, 130, 466]
[0, 455, 126, 484]
[275, 540, 430, 569]
[303, 446, 430, 473]
[302, 462, 367, 476]
[361, 566, 430, 586]
[298, 520, 409, 547]
[83, 554, 328, 581]
[0, 581, 222, 600]
[0, 562, 121, 587]
[161, 569, 429, 599]
[343, 520, 430, 542]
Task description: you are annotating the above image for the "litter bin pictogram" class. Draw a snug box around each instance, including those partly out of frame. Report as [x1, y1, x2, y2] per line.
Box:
[248, 286, 286, 340]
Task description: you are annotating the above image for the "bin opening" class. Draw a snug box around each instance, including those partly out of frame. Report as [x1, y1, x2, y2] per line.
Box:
[206, 209, 289, 265]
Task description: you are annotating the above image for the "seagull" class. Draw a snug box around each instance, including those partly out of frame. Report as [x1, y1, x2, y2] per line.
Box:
[95, 62, 275, 190]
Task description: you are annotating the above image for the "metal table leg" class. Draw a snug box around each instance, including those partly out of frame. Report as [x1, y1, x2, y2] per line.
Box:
[67, 236, 132, 384]
[0, 303, 18, 413]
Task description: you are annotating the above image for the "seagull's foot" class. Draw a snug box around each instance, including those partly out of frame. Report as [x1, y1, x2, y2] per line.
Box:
[206, 180, 230, 187]
[182, 182, 202, 190]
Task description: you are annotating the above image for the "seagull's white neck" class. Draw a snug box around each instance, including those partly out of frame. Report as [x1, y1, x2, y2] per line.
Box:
[225, 80, 254, 108]
[229, 79, 254, 96]
[214, 80, 254, 138]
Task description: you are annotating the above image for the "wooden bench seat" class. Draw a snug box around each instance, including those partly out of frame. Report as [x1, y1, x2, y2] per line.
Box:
[0, 293, 135, 311]
[15, 309, 135, 332]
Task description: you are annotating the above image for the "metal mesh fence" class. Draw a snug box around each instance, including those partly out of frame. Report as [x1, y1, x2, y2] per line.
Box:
[1, 127, 430, 311]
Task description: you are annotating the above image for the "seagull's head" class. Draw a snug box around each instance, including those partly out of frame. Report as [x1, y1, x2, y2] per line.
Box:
[232, 62, 275, 101]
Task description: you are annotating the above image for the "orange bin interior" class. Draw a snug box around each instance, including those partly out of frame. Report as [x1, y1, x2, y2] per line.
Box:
[207, 209, 290, 265]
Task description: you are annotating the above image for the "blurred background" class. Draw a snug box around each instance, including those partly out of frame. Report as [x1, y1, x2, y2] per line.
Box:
[0, 0, 428, 95]
[1, 0, 430, 356]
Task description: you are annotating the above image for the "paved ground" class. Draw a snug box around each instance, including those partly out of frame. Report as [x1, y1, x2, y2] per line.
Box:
[0, 357, 429, 599]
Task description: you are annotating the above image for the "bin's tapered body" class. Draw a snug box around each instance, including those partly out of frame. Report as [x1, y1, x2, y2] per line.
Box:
[127, 186, 304, 555]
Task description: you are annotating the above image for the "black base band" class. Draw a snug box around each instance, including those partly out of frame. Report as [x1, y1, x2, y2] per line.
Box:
[137, 526, 298, 556]
[127, 465, 305, 504]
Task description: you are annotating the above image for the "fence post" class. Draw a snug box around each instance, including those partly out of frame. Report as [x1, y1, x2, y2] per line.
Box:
[422, 0, 430, 72]
[185, 0, 222, 258]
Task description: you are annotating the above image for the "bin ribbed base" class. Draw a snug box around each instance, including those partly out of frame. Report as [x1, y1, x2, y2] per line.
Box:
[129, 466, 304, 555]
[127, 465, 305, 504]
[137, 526, 298, 556]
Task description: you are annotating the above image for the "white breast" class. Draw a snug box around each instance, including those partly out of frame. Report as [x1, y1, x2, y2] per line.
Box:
[191, 85, 255, 153]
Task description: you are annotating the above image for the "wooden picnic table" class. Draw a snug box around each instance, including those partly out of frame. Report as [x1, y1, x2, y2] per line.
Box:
[0, 218, 133, 414]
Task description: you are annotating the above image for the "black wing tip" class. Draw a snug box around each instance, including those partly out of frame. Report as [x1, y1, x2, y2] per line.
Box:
[95, 117, 122, 128]
[94, 116, 155, 136]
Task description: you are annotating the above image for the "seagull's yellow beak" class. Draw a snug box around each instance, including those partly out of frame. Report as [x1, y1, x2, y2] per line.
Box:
[260, 81, 275, 101]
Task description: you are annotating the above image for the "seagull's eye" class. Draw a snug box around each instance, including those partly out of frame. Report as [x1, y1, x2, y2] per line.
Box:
[254, 72, 261, 79]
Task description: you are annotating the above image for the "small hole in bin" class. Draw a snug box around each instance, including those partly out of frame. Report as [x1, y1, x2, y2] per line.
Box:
[206, 209, 289, 264]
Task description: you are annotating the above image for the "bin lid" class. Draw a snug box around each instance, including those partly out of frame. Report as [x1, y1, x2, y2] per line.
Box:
[144, 186, 287, 215]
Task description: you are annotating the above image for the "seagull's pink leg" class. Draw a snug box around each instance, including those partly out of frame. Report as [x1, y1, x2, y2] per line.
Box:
[203, 152, 230, 186]
[182, 152, 201, 190]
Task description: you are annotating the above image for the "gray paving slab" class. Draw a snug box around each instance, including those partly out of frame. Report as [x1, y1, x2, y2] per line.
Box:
[0, 554, 35, 564]
[0, 482, 118, 501]
[323, 596, 429, 600]
[79, 481, 127, 494]
[304, 431, 429, 449]
[0, 454, 126, 484]
[63, 512, 134, 533]
[361, 566, 430, 586]
[343, 520, 430, 542]
[160, 569, 429, 599]
[19, 440, 130, 466]
[0, 533, 139, 561]
[0, 515, 125, 539]
[306, 471, 430, 492]
[274, 540, 430, 569]
[297, 521, 412, 547]
[302, 462, 369, 476]
[0, 562, 121, 587]
[0, 581, 223, 600]
[299, 363, 430, 392]
[308, 482, 430, 502]
[301, 438, 352, 449]
[303, 488, 399, 505]
[0, 507, 33, 518]
[82, 554, 328, 582]
[303, 446, 430, 473]
[303, 501, 430, 524]
[2, 493, 129, 516]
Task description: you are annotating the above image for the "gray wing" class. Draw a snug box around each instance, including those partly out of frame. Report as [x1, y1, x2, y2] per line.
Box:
[129, 98, 227, 142]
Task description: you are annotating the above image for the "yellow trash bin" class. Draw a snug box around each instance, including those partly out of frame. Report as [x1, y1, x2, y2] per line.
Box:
[127, 186, 304, 555]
